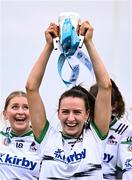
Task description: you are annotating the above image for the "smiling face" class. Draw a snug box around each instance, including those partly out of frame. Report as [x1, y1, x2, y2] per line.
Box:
[58, 97, 89, 138]
[3, 95, 31, 135]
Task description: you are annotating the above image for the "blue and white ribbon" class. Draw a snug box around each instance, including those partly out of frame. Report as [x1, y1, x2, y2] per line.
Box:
[57, 18, 94, 87]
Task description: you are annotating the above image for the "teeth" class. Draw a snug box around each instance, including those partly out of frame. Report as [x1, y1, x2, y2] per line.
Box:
[66, 124, 76, 127]
[15, 117, 25, 121]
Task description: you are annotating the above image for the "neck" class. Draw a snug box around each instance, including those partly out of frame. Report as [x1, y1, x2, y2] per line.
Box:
[11, 127, 32, 137]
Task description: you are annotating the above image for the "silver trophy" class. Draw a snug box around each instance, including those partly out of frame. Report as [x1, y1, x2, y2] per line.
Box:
[53, 12, 84, 50]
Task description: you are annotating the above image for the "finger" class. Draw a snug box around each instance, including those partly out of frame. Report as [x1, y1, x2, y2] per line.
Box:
[79, 21, 92, 35]
[48, 23, 59, 37]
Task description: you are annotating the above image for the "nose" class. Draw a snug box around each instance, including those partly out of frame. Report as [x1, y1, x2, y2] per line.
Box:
[67, 112, 75, 121]
[17, 107, 25, 114]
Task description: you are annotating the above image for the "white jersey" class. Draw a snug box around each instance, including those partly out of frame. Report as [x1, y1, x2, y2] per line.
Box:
[117, 126, 132, 180]
[0, 129, 40, 180]
[37, 120, 106, 180]
[103, 117, 130, 179]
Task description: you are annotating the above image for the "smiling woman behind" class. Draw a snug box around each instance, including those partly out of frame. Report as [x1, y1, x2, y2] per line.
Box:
[0, 91, 40, 179]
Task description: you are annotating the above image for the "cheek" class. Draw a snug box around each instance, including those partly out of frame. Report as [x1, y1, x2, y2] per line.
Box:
[4, 111, 12, 120]
[58, 113, 64, 121]
[58, 113, 66, 124]
[4, 114, 9, 120]
[26, 112, 30, 118]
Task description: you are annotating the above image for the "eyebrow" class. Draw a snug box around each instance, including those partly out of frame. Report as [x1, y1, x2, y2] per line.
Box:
[61, 108, 83, 111]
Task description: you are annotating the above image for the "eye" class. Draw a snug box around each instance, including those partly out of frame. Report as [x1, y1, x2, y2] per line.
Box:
[12, 105, 19, 110]
[23, 105, 29, 110]
[73, 110, 81, 115]
[61, 110, 69, 115]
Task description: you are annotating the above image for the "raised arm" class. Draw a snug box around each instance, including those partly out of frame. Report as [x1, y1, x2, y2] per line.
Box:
[26, 23, 58, 138]
[80, 21, 112, 135]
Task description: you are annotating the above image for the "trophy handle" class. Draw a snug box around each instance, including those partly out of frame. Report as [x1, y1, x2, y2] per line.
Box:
[79, 35, 84, 48]
[53, 37, 60, 50]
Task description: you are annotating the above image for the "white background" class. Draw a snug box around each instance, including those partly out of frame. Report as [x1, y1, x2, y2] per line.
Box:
[1, 0, 132, 126]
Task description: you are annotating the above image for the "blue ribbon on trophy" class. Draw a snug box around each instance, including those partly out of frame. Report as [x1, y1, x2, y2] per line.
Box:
[53, 12, 94, 87]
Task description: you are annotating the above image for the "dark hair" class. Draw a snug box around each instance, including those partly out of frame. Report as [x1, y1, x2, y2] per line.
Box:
[4, 91, 27, 111]
[89, 79, 125, 119]
[58, 85, 95, 119]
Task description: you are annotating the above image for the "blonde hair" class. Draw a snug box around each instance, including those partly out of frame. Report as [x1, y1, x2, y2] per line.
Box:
[4, 91, 27, 111]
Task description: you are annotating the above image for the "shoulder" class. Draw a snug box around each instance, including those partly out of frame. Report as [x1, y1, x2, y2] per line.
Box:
[36, 122, 61, 144]
[110, 118, 130, 136]
[84, 121, 106, 141]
